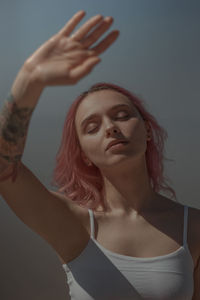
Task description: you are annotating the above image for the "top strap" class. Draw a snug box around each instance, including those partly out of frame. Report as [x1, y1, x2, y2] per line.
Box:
[183, 205, 189, 247]
[88, 209, 95, 239]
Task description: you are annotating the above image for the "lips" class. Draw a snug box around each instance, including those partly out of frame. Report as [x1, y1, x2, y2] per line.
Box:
[106, 139, 129, 151]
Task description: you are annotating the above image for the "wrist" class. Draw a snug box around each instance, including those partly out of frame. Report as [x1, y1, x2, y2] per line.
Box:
[11, 62, 44, 108]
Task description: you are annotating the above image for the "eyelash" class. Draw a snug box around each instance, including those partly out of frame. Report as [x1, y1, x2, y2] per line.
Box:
[86, 113, 129, 134]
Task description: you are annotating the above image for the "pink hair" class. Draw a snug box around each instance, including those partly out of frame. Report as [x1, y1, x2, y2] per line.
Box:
[51, 82, 177, 210]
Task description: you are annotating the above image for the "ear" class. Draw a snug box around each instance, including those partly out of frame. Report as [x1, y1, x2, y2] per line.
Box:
[144, 120, 151, 130]
[81, 151, 91, 165]
[81, 151, 87, 162]
[144, 120, 151, 140]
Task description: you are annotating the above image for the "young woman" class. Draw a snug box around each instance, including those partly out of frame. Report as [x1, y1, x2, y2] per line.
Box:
[0, 10, 199, 300]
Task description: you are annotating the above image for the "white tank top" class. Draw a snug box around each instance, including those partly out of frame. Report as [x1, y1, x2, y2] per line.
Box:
[62, 205, 194, 299]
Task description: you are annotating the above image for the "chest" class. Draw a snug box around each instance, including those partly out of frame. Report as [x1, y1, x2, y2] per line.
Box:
[91, 208, 198, 268]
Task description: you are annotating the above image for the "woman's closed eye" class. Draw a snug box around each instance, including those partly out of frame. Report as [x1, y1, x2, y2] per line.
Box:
[116, 112, 129, 119]
[86, 112, 130, 134]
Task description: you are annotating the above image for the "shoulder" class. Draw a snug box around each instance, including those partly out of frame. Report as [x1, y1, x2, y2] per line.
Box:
[175, 202, 200, 268]
[187, 205, 200, 298]
[177, 203, 200, 244]
[186, 204, 200, 234]
[170, 199, 199, 230]
[182, 203, 200, 265]
[188, 205, 200, 250]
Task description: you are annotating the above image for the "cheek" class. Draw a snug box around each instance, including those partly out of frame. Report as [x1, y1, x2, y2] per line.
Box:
[81, 137, 101, 157]
[129, 120, 146, 140]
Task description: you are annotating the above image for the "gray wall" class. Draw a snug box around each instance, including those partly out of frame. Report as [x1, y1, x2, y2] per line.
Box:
[0, 0, 200, 299]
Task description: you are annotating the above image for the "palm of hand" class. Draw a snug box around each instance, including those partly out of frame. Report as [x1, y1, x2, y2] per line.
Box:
[25, 11, 119, 86]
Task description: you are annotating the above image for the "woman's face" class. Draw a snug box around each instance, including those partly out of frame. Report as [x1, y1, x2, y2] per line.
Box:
[75, 89, 149, 170]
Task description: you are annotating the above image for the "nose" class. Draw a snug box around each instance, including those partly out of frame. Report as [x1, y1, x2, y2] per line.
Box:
[106, 124, 121, 137]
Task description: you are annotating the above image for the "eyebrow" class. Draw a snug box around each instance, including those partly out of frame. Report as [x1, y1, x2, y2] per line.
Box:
[80, 104, 132, 129]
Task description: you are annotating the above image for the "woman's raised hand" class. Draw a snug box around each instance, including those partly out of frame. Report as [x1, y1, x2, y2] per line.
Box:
[25, 11, 119, 87]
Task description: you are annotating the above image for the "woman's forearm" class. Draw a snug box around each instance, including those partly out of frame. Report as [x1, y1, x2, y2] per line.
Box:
[0, 63, 44, 182]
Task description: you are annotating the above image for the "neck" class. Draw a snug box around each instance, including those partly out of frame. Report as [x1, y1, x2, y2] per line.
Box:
[100, 156, 158, 216]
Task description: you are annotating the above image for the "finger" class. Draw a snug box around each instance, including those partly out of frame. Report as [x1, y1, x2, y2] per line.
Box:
[69, 56, 101, 82]
[91, 30, 120, 55]
[58, 10, 86, 37]
[71, 14, 103, 41]
[81, 17, 113, 48]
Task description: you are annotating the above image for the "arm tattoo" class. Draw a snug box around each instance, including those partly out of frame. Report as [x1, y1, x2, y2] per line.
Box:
[0, 93, 34, 182]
